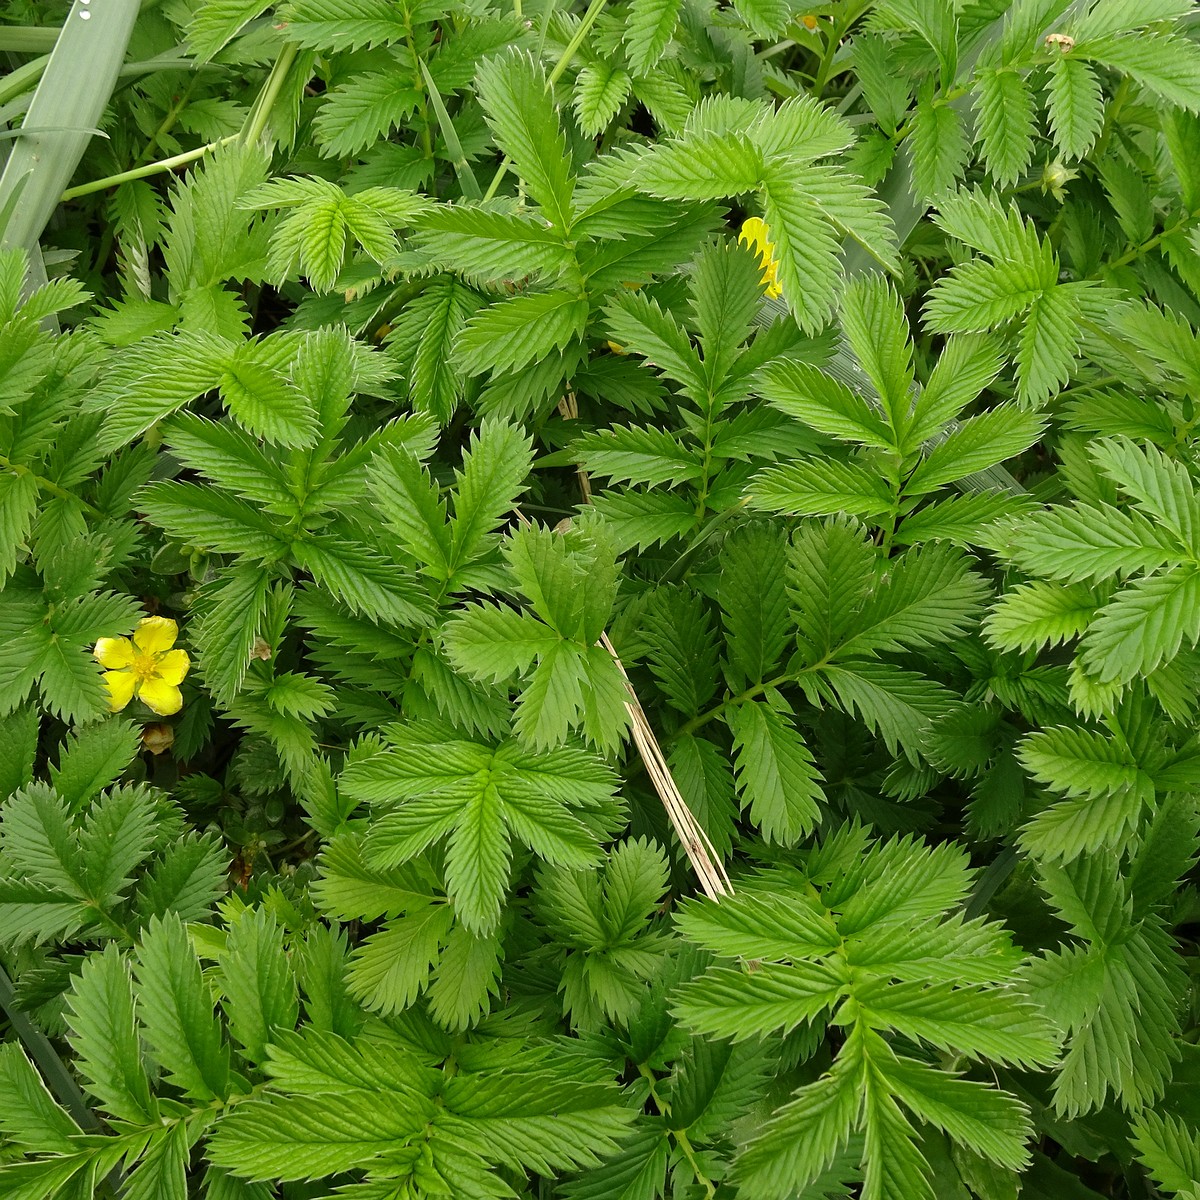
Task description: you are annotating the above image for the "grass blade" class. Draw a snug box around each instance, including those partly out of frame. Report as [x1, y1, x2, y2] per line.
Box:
[0, 0, 139, 255]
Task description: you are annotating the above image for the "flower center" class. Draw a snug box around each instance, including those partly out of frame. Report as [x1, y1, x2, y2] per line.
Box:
[130, 649, 160, 683]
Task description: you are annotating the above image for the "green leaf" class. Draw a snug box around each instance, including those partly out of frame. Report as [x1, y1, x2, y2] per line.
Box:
[217, 908, 298, 1065]
[136, 833, 227, 924]
[369, 446, 452, 576]
[1090, 437, 1200, 546]
[79, 785, 157, 907]
[449, 418, 534, 575]
[817, 662, 952, 762]
[674, 961, 845, 1040]
[476, 50, 575, 230]
[445, 781, 511, 934]
[139, 481, 287, 560]
[997, 502, 1175, 582]
[347, 735, 612, 929]
[346, 904, 454, 1015]
[291, 535, 433, 626]
[443, 604, 561, 681]
[748, 458, 896, 519]
[455, 291, 590, 377]
[1132, 1112, 1200, 1196]
[574, 423, 705, 487]
[838, 543, 989, 657]
[625, 0, 681, 75]
[0, 472, 37, 584]
[574, 64, 632, 137]
[984, 581, 1098, 652]
[190, 563, 274, 707]
[856, 979, 1058, 1068]
[906, 407, 1043, 493]
[278, 0, 411, 50]
[909, 92, 969, 201]
[729, 701, 823, 845]
[1045, 56, 1105, 160]
[427, 921, 503, 1030]
[1016, 284, 1089, 406]
[164, 412, 297, 511]
[1081, 566, 1200, 683]
[385, 276, 478, 424]
[0, 1044, 79, 1153]
[208, 1089, 433, 1181]
[0, 708, 36, 803]
[122, 1120, 189, 1200]
[187, 0, 273, 61]
[49, 717, 138, 811]
[762, 162, 886, 332]
[65, 945, 156, 1123]
[415, 207, 572, 285]
[734, 0, 791, 36]
[1, 782, 86, 899]
[134, 913, 230, 1101]
[636, 130, 764, 200]
[313, 73, 422, 159]
[719, 524, 791, 684]
[1018, 725, 1144, 799]
[757, 359, 893, 449]
[675, 887, 839, 961]
[603, 288, 708, 399]
[731, 1060, 860, 1199]
[974, 68, 1036, 188]
[1077, 32, 1200, 114]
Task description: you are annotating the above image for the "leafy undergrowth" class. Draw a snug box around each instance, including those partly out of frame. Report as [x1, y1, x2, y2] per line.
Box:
[2, 1, 1200, 1197]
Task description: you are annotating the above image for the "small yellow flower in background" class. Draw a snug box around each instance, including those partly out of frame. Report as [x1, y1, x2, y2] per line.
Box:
[607, 340, 627, 355]
[739, 216, 783, 298]
[93, 616, 190, 716]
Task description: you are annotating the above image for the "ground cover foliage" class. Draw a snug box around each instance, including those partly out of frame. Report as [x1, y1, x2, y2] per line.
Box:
[4, 0, 1200, 1196]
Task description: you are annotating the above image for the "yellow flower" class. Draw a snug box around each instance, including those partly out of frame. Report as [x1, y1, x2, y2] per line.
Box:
[739, 216, 783, 298]
[93, 617, 190, 716]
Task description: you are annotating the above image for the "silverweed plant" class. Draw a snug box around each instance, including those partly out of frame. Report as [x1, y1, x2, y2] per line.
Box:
[2, 1, 1200, 1198]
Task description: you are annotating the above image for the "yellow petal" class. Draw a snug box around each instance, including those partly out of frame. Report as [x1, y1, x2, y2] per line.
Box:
[137, 678, 183, 716]
[154, 649, 190, 686]
[739, 217, 782, 295]
[739, 216, 772, 259]
[93, 637, 135, 669]
[133, 616, 178, 654]
[103, 670, 137, 712]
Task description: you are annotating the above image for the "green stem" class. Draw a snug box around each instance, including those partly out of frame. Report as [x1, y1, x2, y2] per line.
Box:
[0, 28, 59, 53]
[482, 0, 606, 202]
[0, 53, 49, 109]
[811, 0, 872, 98]
[61, 39, 301, 202]
[368, 275, 435, 338]
[60, 138, 235, 200]
[636, 1065, 716, 1199]
[135, 76, 199, 167]
[547, 0, 606, 88]
[1104, 209, 1200, 270]
[0, 456, 104, 518]
[673, 678, 778, 742]
[240, 42, 301, 147]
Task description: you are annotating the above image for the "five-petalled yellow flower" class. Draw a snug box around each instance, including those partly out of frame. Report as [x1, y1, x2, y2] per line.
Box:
[739, 216, 783, 298]
[93, 617, 190, 716]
